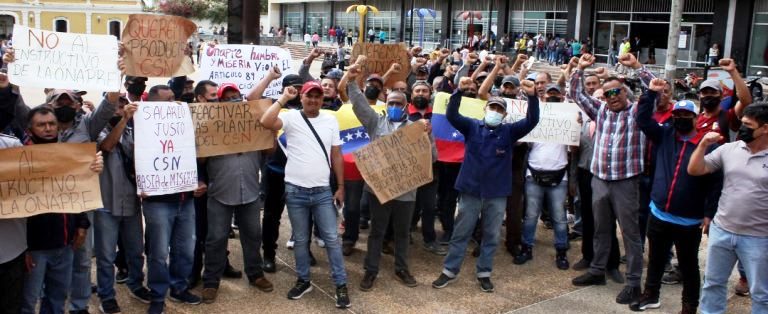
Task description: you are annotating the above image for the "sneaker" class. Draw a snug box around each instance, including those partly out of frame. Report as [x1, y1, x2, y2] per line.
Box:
[129, 287, 151, 304]
[335, 284, 351, 308]
[249, 276, 274, 292]
[572, 258, 590, 271]
[287, 280, 313, 300]
[263, 258, 277, 273]
[607, 268, 625, 284]
[315, 238, 326, 248]
[555, 250, 569, 270]
[734, 277, 750, 296]
[286, 239, 295, 250]
[223, 263, 243, 279]
[115, 270, 129, 284]
[169, 289, 201, 305]
[431, 273, 456, 289]
[513, 245, 533, 265]
[342, 242, 354, 256]
[147, 302, 164, 314]
[477, 277, 494, 293]
[572, 272, 606, 286]
[100, 299, 121, 314]
[423, 242, 448, 256]
[395, 269, 418, 287]
[629, 290, 660, 311]
[201, 287, 217, 304]
[438, 234, 451, 245]
[359, 271, 376, 291]
[680, 302, 698, 314]
[616, 285, 641, 305]
[661, 265, 681, 285]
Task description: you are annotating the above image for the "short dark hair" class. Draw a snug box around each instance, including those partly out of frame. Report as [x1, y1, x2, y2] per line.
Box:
[27, 106, 55, 125]
[194, 80, 218, 97]
[743, 102, 768, 125]
[148, 85, 172, 101]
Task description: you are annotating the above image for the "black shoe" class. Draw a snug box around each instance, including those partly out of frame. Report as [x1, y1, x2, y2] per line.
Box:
[188, 274, 201, 289]
[555, 249, 569, 270]
[629, 290, 660, 311]
[223, 263, 243, 278]
[147, 302, 164, 314]
[506, 244, 520, 257]
[335, 284, 351, 308]
[572, 258, 590, 271]
[568, 232, 582, 241]
[661, 266, 681, 285]
[431, 273, 456, 289]
[616, 285, 641, 305]
[572, 272, 606, 286]
[100, 299, 121, 314]
[263, 258, 276, 273]
[438, 234, 451, 245]
[360, 220, 369, 230]
[287, 280, 313, 300]
[359, 271, 376, 291]
[513, 245, 533, 265]
[395, 269, 418, 287]
[342, 243, 354, 256]
[423, 242, 448, 256]
[477, 277, 494, 293]
[115, 270, 129, 284]
[309, 251, 317, 266]
[608, 268, 625, 284]
[129, 287, 151, 304]
[169, 289, 201, 305]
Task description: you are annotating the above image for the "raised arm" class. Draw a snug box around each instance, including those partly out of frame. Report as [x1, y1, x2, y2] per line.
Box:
[99, 103, 136, 152]
[569, 54, 601, 120]
[619, 53, 655, 90]
[85, 93, 120, 141]
[509, 80, 540, 139]
[299, 48, 322, 82]
[687, 132, 724, 176]
[261, 86, 298, 131]
[446, 78, 475, 136]
[719, 59, 752, 117]
[637, 79, 667, 144]
[345, 64, 379, 132]
[247, 66, 282, 100]
[479, 55, 507, 100]
[382, 63, 403, 86]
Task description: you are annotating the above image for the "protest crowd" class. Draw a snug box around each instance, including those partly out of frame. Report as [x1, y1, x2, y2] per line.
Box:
[0, 15, 766, 314]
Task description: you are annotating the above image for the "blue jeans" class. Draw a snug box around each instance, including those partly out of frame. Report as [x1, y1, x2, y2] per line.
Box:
[143, 199, 196, 302]
[22, 248, 73, 314]
[285, 183, 347, 286]
[68, 211, 93, 311]
[700, 223, 768, 313]
[95, 211, 145, 301]
[522, 178, 568, 250]
[442, 193, 506, 278]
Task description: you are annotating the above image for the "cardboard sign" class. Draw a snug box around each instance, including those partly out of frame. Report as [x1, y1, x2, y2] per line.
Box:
[353, 123, 433, 203]
[121, 14, 196, 77]
[133, 102, 198, 196]
[505, 100, 582, 146]
[198, 44, 295, 99]
[189, 100, 275, 157]
[0, 143, 103, 219]
[351, 42, 411, 87]
[8, 25, 121, 91]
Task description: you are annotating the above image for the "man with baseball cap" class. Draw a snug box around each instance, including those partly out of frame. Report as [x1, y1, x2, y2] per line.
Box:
[261, 81, 350, 308]
[694, 58, 752, 145]
[217, 83, 242, 102]
[629, 79, 723, 314]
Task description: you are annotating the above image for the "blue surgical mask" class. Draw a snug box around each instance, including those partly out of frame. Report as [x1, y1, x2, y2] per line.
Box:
[484, 108, 503, 127]
[387, 106, 405, 122]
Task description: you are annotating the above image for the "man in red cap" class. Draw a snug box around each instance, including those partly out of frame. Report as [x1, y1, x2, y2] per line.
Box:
[217, 83, 243, 102]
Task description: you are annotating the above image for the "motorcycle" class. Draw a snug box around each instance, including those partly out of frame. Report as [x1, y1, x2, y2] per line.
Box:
[746, 70, 766, 102]
[674, 72, 704, 100]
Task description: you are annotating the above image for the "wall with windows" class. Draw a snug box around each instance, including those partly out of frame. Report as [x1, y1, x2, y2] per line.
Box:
[748, 0, 768, 75]
[507, 0, 568, 39]
[281, 3, 303, 41]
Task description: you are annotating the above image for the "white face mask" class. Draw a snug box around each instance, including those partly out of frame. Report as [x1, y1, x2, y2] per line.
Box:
[484, 108, 504, 127]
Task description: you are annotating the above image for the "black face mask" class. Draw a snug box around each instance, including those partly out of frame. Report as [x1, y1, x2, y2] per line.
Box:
[126, 83, 146, 97]
[109, 116, 122, 127]
[464, 92, 477, 98]
[700, 96, 721, 111]
[180, 93, 195, 103]
[546, 96, 563, 102]
[738, 125, 758, 143]
[412, 96, 429, 109]
[501, 93, 517, 99]
[323, 97, 336, 103]
[364, 86, 381, 100]
[54, 106, 77, 123]
[404, 92, 412, 104]
[672, 117, 695, 134]
[286, 97, 302, 109]
[30, 135, 58, 144]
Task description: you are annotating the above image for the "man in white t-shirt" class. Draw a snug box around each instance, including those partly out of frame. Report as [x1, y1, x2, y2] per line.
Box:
[260, 81, 350, 309]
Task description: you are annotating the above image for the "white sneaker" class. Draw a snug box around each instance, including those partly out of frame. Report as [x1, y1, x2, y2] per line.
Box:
[286, 240, 295, 250]
[316, 238, 326, 248]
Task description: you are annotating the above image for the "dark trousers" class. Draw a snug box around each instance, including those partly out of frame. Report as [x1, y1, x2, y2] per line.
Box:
[413, 164, 439, 244]
[191, 194, 208, 280]
[115, 236, 128, 272]
[578, 168, 620, 269]
[364, 192, 415, 274]
[0, 252, 24, 314]
[342, 180, 364, 245]
[639, 174, 652, 248]
[645, 215, 702, 306]
[505, 147, 527, 251]
[437, 162, 461, 239]
[203, 199, 264, 287]
[262, 167, 286, 260]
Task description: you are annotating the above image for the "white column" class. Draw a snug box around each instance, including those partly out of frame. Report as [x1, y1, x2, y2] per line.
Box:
[86, 12, 92, 34]
[21, 10, 29, 26]
[34, 11, 41, 29]
[574, 0, 582, 40]
[724, 0, 736, 58]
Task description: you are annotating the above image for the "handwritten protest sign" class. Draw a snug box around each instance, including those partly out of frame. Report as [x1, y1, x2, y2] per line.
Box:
[198, 44, 295, 99]
[353, 123, 432, 203]
[133, 102, 198, 196]
[351, 42, 410, 88]
[8, 25, 120, 91]
[0, 143, 102, 219]
[505, 101, 582, 146]
[122, 14, 196, 77]
[189, 100, 275, 157]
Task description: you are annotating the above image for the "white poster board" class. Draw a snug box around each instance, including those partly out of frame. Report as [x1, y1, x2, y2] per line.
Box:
[8, 25, 121, 91]
[198, 44, 294, 99]
[133, 102, 198, 196]
[504, 100, 582, 146]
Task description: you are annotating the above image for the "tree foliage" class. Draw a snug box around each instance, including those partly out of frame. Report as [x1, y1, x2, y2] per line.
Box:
[155, 0, 268, 23]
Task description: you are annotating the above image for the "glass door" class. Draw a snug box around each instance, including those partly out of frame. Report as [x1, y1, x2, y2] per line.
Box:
[612, 23, 629, 45]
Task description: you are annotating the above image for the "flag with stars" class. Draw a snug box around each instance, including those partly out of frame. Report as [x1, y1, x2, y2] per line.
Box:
[431, 92, 485, 163]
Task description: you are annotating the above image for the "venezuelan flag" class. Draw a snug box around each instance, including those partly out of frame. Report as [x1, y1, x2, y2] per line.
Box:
[431, 92, 486, 163]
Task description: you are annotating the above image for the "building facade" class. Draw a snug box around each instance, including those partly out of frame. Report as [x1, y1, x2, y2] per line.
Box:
[267, 0, 768, 74]
[0, 0, 144, 40]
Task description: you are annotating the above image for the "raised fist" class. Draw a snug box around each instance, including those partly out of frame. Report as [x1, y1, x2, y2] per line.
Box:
[719, 58, 736, 72]
[458, 77, 473, 92]
[515, 54, 529, 64]
[268, 66, 282, 80]
[282, 86, 299, 101]
[649, 78, 666, 92]
[594, 67, 608, 79]
[309, 48, 322, 59]
[520, 80, 536, 96]
[578, 54, 595, 70]
[701, 131, 724, 146]
[618, 53, 640, 69]
[2, 48, 15, 64]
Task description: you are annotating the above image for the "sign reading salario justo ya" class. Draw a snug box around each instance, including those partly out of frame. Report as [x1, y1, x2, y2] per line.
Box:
[198, 44, 295, 99]
[133, 102, 198, 196]
[121, 14, 196, 77]
[8, 25, 121, 91]
[188, 100, 275, 158]
[0, 143, 103, 219]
